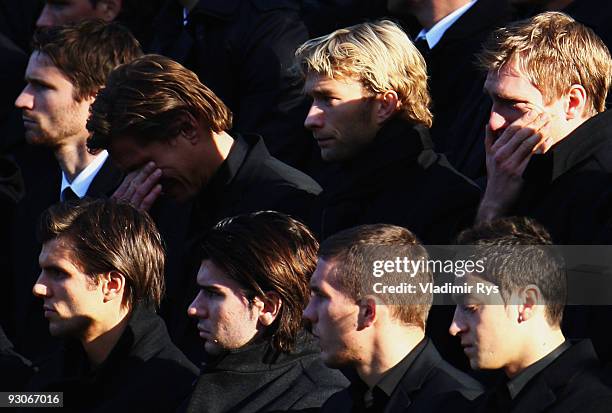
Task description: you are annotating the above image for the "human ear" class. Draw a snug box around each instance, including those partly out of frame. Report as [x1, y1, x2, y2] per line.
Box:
[357, 296, 378, 329]
[517, 285, 540, 323]
[565, 84, 588, 120]
[375, 90, 400, 124]
[95, 0, 122, 22]
[257, 291, 282, 326]
[101, 271, 126, 303]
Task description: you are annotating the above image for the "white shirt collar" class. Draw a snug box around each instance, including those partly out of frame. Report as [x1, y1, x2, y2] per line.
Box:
[416, 0, 477, 50]
[60, 150, 109, 200]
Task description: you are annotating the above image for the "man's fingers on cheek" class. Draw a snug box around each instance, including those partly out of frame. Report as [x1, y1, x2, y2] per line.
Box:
[141, 185, 162, 211]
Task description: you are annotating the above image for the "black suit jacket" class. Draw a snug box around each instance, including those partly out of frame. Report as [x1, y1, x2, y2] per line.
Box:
[418, 0, 510, 179]
[9, 147, 123, 360]
[322, 338, 483, 413]
[478, 340, 612, 413]
[513, 109, 612, 245]
[318, 118, 481, 244]
[27, 305, 198, 413]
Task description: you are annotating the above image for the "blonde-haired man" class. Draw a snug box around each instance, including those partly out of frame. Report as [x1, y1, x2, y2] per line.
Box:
[476, 11, 612, 244]
[295, 20, 480, 243]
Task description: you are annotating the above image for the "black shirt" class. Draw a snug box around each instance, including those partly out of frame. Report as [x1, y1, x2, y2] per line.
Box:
[349, 338, 428, 412]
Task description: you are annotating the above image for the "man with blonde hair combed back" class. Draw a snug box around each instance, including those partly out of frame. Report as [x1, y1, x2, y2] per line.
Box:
[295, 20, 480, 243]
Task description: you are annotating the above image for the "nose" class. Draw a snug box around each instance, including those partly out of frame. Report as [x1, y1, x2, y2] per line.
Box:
[36, 5, 55, 27]
[302, 299, 316, 323]
[448, 306, 464, 336]
[32, 273, 51, 298]
[488, 106, 508, 135]
[187, 291, 207, 319]
[15, 86, 34, 111]
[304, 104, 324, 130]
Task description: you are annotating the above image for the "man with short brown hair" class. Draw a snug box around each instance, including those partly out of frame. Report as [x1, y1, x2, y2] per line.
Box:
[303, 224, 483, 412]
[27, 198, 198, 411]
[450, 217, 612, 412]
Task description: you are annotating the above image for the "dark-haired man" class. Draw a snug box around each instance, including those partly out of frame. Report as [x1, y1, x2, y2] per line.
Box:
[304, 224, 482, 412]
[27, 198, 198, 411]
[9, 20, 142, 360]
[450, 217, 612, 412]
[184, 211, 347, 412]
[86, 54, 321, 361]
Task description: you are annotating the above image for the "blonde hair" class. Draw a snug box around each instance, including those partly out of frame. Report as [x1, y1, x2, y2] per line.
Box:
[479, 12, 612, 114]
[295, 20, 433, 128]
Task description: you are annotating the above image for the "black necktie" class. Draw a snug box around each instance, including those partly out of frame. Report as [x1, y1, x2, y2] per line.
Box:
[415, 37, 430, 57]
[61, 187, 79, 202]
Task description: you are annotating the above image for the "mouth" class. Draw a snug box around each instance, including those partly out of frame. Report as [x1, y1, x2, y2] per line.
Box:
[43, 306, 57, 317]
[315, 137, 335, 147]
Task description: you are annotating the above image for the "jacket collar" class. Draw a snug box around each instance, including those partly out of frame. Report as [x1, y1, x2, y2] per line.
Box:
[201, 332, 319, 373]
[524, 110, 612, 184]
[336, 118, 434, 183]
[511, 340, 601, 412]
[57, 304, 168, 381]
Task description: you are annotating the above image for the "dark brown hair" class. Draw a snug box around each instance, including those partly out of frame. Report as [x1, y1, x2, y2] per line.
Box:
[87, 54, 232, 150]
[457, 217, 566, 326]
[200, 211, 318, 353]
[319, 224, 432, 329]
[38, 198, 165, 309]
[32, 19, 142, 102]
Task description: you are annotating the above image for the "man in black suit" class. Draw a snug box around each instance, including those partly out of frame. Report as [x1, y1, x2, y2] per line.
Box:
[8, 20, 142, 360]
[295, 20, 481, 243]
[28, 199, 198, 411]
[303, 224, 483, 412]
[450, 217, 612, 412]
[86, 54, 321, 361]
[476, 12, 612, 244]
[388, 0, 511, 179]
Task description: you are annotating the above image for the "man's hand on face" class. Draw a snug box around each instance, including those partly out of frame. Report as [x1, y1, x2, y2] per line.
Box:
[113, 161, 162, 212]
[477, 107, 553, 222]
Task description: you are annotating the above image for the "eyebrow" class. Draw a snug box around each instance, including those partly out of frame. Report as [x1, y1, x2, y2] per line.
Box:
[197, 284, 223, 293]
[25, 76, 54, 88]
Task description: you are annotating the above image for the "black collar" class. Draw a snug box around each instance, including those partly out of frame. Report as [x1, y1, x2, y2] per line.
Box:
[524, 111, 612, 183]
[506, 340, 571, 399]
[337, 118, 434, 181]
[201, 332, 319, 373]
[347, 338, 428, 411]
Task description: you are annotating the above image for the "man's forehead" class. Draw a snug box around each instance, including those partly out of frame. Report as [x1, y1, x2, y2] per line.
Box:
[304, 72, 361, 91]
[27, 52, 64, 78]
[40, 237, 78, 266]
[197, 260, 237, 288]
